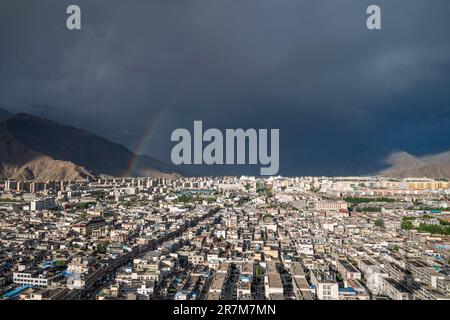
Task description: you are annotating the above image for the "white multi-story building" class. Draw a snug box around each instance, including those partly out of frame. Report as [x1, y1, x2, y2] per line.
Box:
[309, 270, 339, 300]
[13, 268, 63, 287]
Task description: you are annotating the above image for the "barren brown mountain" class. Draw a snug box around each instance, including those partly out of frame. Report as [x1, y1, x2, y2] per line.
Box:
[0, 110, 180, 181]
[379, 150, 450, 179]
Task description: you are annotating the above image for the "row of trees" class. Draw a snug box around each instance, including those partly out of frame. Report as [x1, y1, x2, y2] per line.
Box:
[401, 217, 450, 235]
[344, 197, 396, 205]
[175, 194, 217, 204]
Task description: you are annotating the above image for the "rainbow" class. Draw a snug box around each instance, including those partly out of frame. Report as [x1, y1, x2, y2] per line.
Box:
[125, 77, 197, 176]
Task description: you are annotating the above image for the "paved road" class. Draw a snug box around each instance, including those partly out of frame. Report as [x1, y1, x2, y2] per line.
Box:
[82, 207, 220, 299]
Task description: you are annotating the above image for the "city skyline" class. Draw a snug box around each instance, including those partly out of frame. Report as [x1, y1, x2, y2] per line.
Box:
[3, 0, 450, 310]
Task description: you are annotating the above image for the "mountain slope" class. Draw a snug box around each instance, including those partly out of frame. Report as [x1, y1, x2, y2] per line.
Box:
[379, 150, 450, 178]
[0, 111, 180, 180]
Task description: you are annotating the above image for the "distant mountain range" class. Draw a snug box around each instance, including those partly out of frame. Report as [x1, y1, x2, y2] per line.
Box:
[2, 108, 450, 180]
[0, 109, 181, 181]
[379, 150, 450, 179]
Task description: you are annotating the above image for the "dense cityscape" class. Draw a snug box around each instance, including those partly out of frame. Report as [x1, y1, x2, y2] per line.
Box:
[0, 176, 449, 301]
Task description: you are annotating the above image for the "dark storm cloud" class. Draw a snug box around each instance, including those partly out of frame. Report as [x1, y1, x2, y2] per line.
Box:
[1, 0, 450, 176]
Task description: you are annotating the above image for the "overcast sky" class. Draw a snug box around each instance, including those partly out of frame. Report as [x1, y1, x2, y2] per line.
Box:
[1, 0, 450, 176]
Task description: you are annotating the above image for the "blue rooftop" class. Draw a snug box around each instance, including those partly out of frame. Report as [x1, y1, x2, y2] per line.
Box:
[339, 287, 357, 294]
[2, 285, 32, 300]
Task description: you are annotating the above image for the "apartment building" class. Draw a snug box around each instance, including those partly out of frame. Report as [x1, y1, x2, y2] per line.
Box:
[309, 270, 339, 300]
[380, 277, 413, 300]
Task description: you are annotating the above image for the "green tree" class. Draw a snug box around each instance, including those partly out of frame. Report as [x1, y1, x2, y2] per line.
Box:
[401, 220, 414, 230]
[55, 260, 67, 267]
[374, 219, 385, 228]
[255, 265, 263, 278]
[96, 242, 109, 254]
[417, 223, 450, 235]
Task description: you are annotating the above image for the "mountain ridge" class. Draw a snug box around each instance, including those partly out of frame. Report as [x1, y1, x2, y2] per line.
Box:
[0, 110, 181, 181]
[379, 150, 450, 178]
